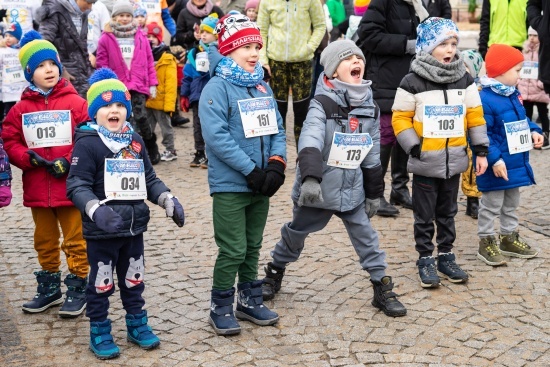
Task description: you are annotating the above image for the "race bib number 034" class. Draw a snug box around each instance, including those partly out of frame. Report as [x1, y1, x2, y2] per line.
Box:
[104, 159, 147, 200]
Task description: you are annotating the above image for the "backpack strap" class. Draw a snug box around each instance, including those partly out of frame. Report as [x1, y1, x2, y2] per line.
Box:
[313, 95, 349, 121]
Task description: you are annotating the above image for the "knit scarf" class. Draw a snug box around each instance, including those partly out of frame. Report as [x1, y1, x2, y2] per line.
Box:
[215, 57, 264, 87]
[186, 0, 214, 17]
[403, 0, 429, 22]
[110, 20, 138, 38]
[330, 78, 372, 107]
[479, 76, 517, 96]
[88, 121, 140, 158]
[411, 51, 466, 84]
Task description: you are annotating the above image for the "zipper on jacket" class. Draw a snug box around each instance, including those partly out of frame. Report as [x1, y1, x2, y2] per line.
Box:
[247, 88, 265, 168]
[130, 206, 135, 236]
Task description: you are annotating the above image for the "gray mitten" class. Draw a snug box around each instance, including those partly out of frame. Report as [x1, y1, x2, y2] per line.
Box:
[365, 198, 380, 218]
[298, 177, 323, 207]
[406, 39, 416, 55]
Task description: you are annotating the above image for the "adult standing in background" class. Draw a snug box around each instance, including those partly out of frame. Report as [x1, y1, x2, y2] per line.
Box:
[478, 0, 528, 59]
[87, 0, 111, 67]
[257, 0, 326, 148]
[37, 0, 97, 98]
[423, 0, 451, 18]
[175, 0, 224, 51]
[167, 0, 188, 24]
[527, 0, 550, 94]
[215, 0, 247, 13]
[356, 0, 428, 217]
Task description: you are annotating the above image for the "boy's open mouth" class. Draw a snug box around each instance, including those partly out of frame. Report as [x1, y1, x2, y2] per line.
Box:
[108, 117, 120, 123]
[443, 57, 451, 63]
[351, 67, 361, 79]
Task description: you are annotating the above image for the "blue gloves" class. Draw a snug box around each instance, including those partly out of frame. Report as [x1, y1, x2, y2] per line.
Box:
[158, 192, 185, 227]
[93, 205, 124, 233]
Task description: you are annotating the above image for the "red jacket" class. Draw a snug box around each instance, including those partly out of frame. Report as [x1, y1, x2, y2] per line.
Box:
[1, 79, 89, 208]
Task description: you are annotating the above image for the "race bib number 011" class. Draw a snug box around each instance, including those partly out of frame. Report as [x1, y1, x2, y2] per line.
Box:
[327, 132, 373, 169]
[22, 110, 72, 148]
[104, 159, 147, 200]
[423, 104, 465, 138]
[504, 120, 532, 154]
[238, 97, 279, 138]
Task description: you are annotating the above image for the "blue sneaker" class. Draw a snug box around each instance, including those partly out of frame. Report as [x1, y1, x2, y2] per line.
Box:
[22, 270, 63, 313]
[126, 310, 160, 349]
[437, 252, 468, 283]
[89, 319, 120, 360]
[416, 256, 440, 288]
[235, 280, 279, 326]
[59, 274, 87, 318]
[209, 288, 241, 336]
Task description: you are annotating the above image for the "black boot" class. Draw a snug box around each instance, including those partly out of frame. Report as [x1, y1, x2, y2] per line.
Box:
[59, 274, 87, 318]
[465, 197, 479, 219]
[376, 144, 399, 216]
[293, 98, 310, 148]
[371, 276, 407, 317]
[209, 288, 241, 336]
[22, 270, 63, 313]
[389, 144, 412, 209]
[144, 133, 160, 165]
[261, 262, 285, 301]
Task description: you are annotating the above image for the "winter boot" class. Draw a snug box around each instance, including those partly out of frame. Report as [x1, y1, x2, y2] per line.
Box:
[144, 133, 161, 165]
[371, 276, 407, 317]
[22, 270, 63, 313]
[389, 144, 412, 209]
[261, 262, 285, 301]
[59, 274, 87, 318]
[499, 232, 539, 258]
[209, 288, 241, 336]
[477, 236, 506, 266]
[416, 256, 440, 288]
[235, 280, 279, 326]
[437, 252, 469, 283]
[126, 310, 160, 349]
[377, 196, 400, 216]
[465, 197, 479, 219]
[89, 319, 120, 359]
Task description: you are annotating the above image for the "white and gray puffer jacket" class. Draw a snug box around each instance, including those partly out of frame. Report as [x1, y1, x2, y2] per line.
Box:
[292, 74, 383, 212]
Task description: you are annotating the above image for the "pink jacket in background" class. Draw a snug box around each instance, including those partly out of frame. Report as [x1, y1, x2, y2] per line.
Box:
[96, 29, 158, 95]
[518, 40, 550, 104]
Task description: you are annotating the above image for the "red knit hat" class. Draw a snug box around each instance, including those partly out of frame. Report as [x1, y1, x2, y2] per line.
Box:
[214, 13, 263, 56]
[485, 44, 524, 78]
[146, 22, 163, 45]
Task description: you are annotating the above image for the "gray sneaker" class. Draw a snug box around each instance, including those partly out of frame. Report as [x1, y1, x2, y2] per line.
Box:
[160, 150, 177, 162]
[477, 236, 506, 266]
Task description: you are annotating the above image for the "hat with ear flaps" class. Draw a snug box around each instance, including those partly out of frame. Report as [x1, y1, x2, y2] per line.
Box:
[18, 30, 63, 83]
[87, 68, 132, 122]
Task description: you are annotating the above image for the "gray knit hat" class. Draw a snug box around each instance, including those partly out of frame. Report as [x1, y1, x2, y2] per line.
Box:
[112, 0, 135, 18]
[320, 40, 366, 79]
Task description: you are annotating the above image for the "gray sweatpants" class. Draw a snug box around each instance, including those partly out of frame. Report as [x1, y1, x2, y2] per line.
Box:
[146, 108, 175, 152]
[271, 201, 387, 281]
[477, 188, 520, 237]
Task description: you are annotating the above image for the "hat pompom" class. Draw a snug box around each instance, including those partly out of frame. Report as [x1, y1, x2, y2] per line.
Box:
[89, 68, 119, 85]
[19, 30, 44, 49]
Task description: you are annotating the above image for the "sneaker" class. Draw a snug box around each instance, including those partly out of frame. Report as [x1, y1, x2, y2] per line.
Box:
[190, 151, 207, 168]
[477, 236, 506, 266]
[200, 158, 208, 169]
[499, 232, 539, 258]
[437, 252, 468, 283]
[541, 132, 550, 150]
[160, 150, 177, 162]
[416, 256, 440, 288]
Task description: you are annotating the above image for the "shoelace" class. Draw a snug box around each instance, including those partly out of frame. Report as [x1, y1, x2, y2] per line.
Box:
[512, 234, 531, 249]
[442, 260, 462, 273]
[485, 242, 500, 256]
[422, 263, 438, 278]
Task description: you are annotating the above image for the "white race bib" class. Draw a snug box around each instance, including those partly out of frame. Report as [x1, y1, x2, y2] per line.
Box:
[504, 120, 532, 154]
[195, 51, 209, 72]
[238, 97, 279, 138]
[423, 104, 465, 138]
[117, 38, 135, 60]
[104, 159, 147, 200]
[22, 110, 72, 148]
[327, 132, 373, 169]
[2, 53, 25, 84]
[520, 61, 539, 80]
[140, 0, 161, 13]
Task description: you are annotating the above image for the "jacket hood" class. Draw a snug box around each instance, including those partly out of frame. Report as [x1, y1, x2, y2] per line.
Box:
[207, 44, 225, 77]
[314, 72, 376, 115]
[36, 0, 76, 22]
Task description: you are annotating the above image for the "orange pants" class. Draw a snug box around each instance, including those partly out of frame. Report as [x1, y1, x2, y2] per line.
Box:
[31, 206, 88, 278]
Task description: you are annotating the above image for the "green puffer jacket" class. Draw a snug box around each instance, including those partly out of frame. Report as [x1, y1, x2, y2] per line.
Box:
[257, 0, 326, 65]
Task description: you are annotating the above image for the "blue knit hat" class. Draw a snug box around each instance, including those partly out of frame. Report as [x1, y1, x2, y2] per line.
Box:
[87, 68, 132, 122]
[200, 13, 219, 36]
[134, 6, 147, 18]
[19, 30, 63, 82]
[416, 17, 459, 54]
[5, 22, 22, 41]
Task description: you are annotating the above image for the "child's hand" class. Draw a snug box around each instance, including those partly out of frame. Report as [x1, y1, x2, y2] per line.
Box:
[475, 156, 488, 176]
[492, 161, 508, 181]
[0, 186, 12, 208]
[532, 132, 544, 149]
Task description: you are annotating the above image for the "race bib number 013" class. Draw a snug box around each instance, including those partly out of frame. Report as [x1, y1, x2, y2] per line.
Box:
[327, 132, 373, 169]
[423, 104, 465, 138]
[104, 159, 147, 200]
[504, 120, 532, 154]
[22, 110, 72, 148]
[238, 97, 279, 138]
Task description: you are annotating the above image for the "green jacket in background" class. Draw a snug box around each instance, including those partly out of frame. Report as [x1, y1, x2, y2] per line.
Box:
[257, 0, 326, 65]
[326, 0, 346, 27]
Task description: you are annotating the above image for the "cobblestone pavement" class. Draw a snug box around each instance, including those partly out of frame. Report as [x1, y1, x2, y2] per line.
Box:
[0, 110, 549, 367]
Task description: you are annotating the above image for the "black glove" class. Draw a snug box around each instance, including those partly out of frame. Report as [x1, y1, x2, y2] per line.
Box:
[46, 158, 70, 178]
[28, 150, 53, 167]
[245, 167, 267, 194]
[261, 160, 285, 197]
[93, 205, 124, 233]
[410, 145, 421, 158]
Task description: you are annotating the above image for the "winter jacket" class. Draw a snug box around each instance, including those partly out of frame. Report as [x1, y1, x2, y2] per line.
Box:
[66, 124, 169, 239]
[37, 0, 94, 98]
[356, 0, 419, 114]
[175, 4, 224, 51]
[1, 79, 89, 207]
[292, 75, 383, 212]
[257, 0, 326, 65]
[0, 136, 11, 187]
[131, 0, 176, 37]
[475, 88, 542, 192]
[518, 41, 550, 103]
[146, 44, 178, 112]
[528, 0, 550, 85]
[0, 47, 29, 103]
[479, 0, 528, 58]
[199, 47, 287, 195]
[96, 27, 159, 95]
[87, 0, 111, 55]
[425, 0, 452, 18]
[392, 73, 489, 179]
[326, 0, 346, 27]
[181, 46, 211, 104]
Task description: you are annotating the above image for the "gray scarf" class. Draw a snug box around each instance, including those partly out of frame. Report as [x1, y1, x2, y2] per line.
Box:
[403, 0, 429, 22]
[330, 78, 372, 107]
[411, 51, 466, 84]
